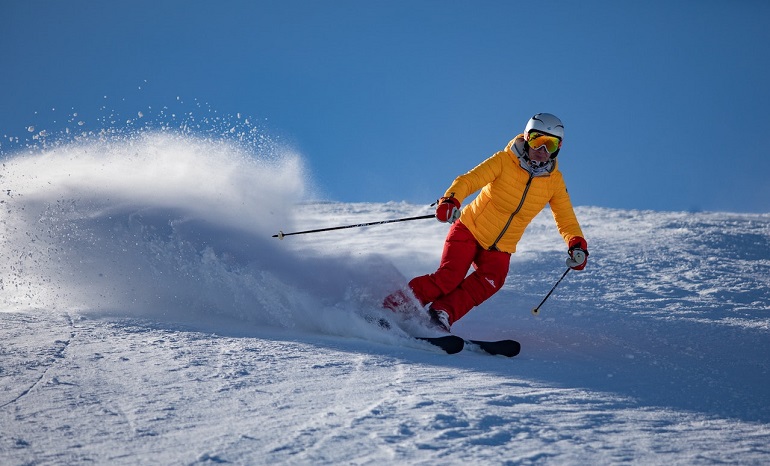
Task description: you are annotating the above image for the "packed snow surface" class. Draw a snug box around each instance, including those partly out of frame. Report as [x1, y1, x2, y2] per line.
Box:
[1, 133, 769, 465]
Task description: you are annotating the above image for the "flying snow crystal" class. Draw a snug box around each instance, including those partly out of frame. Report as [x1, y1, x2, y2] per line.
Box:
[0, 129, 309, 315]
[27, 126, 34, 132]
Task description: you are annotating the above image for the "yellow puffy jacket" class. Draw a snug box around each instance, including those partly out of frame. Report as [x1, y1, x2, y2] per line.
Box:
[445, 134, 583, 253]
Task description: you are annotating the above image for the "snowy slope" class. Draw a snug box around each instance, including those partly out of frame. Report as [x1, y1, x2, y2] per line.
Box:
[1, 133, 769, 465]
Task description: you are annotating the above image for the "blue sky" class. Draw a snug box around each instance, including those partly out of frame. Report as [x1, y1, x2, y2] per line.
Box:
[2, 0, 769, 213]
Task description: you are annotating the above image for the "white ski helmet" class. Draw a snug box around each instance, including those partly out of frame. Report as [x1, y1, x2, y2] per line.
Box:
[524, 113, 564, 158]
[525, 113, 564, 139]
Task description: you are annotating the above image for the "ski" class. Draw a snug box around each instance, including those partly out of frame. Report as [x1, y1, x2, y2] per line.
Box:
[370, 303, 520, 357]
[416, 335, 465, 354]
[466, 339, 521, 357]
[415, 336, 521, 357]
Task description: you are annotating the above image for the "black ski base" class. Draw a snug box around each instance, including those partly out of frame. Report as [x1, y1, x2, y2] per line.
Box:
[417, 335, 465, 354]
[468, 339, 521, 357]
[416, 335, 521, 357]
[369, 307, 520, 357]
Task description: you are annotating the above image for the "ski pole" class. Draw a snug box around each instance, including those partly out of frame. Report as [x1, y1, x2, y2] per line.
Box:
[272, 214, 435, 239]
[531, 268, 571, 316]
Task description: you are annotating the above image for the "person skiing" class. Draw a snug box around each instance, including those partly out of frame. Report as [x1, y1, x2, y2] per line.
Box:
[383, 113, 588, 331]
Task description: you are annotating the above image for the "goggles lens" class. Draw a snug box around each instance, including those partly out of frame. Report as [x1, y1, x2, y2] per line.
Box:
[527, 132, 561, 154]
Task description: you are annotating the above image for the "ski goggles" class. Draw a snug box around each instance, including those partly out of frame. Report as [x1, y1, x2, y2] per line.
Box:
[527, 131, 562, 154]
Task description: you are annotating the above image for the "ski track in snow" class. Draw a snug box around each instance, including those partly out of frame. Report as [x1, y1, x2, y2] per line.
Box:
[1, 134, 770, 465]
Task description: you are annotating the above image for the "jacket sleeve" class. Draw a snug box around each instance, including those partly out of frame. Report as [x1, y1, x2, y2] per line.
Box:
[549, 175, 584, 245]
[443, 151, 505, 203]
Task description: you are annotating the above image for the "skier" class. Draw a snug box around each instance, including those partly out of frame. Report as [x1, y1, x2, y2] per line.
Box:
[384, 113, 588, 331]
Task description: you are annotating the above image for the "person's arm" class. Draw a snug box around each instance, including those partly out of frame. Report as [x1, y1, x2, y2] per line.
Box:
[443, 151, 505, 203]
[550, 176, 588, 270]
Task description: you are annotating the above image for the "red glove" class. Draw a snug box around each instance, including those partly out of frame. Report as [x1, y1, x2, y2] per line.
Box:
[567, 236, 588, 270]
[435, 196, 461, 223]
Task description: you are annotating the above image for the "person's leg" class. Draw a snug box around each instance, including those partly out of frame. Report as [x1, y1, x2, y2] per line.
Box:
[407, 221, 478, 305]
[430, 247, 511, 325]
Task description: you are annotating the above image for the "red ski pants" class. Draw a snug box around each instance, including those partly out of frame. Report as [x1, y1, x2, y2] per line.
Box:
[408, 221, 511, 325]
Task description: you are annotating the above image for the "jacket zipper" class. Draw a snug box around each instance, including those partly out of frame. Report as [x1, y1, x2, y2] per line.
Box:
[489, 173, 534, 251]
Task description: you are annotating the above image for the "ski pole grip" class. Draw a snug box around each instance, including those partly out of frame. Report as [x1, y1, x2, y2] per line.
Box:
[572, 249, 586, 264]
[566, 249, 586, 268]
